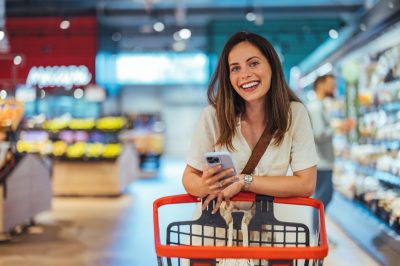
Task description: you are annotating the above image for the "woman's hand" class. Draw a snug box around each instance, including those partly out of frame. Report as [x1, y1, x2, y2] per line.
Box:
[202, 174, 243, 214]
[201, 164, 237, 196]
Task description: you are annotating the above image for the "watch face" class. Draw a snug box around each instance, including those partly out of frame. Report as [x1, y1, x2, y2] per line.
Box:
[245, 174, 252, 182]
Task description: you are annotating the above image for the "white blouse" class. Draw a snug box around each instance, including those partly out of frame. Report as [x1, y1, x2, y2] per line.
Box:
[187, 101, 318, 177]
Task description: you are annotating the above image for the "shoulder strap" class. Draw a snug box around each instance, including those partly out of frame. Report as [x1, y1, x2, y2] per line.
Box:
[241, 126, 272, 175]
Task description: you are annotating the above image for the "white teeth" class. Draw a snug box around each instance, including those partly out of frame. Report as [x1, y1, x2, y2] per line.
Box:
[241, 81, 259, 89]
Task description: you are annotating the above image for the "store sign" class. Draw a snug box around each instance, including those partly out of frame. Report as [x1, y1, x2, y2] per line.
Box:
[115, 53, 209, 85]
[26, 65, 92, 89]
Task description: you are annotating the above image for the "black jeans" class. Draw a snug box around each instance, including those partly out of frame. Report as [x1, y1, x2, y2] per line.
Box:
[312, 169, 333, 232]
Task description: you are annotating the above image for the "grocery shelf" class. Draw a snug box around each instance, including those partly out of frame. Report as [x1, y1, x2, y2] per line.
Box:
[353, 163, 400, 188]
[358, 138, 400, 149]
[359, 101, 400, 115]
[329, 193, 400, 266]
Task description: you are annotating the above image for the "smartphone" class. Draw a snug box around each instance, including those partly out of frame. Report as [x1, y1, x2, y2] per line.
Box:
[204, 151, 237, 177]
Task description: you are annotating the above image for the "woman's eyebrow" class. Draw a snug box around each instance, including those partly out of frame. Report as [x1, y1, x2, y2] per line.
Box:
[229, 56, 261, 66]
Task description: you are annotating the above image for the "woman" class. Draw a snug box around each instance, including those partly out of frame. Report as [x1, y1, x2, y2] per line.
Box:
[183, 31, 318, 214]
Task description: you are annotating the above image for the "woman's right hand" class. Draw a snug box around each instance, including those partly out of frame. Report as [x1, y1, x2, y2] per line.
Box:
[201, 164, 236, 196]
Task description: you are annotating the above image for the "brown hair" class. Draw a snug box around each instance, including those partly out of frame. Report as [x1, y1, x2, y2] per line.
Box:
[207, 31, 301, 151]
[313, 74, 335, 90]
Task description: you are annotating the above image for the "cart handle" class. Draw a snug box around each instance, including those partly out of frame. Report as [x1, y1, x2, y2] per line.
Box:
[153, 192, 328, 259]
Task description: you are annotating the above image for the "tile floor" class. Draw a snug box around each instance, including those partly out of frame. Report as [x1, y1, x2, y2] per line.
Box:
[0, 157, 381, 266]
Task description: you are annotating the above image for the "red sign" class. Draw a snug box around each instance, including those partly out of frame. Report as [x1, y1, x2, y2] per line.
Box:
[0, 16, 97, 89]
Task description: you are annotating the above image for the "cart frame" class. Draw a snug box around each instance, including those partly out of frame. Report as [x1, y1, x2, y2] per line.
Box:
[153, 192, 328, 263]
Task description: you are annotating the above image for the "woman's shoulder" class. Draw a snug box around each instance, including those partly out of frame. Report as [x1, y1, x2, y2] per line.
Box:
[290, 101, 307, 113]
[202, 104, 216, 114]
[289, 101, 310, 125]
[199, 105, 217, 123]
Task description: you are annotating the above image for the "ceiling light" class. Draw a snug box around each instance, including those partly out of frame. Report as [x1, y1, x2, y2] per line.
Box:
[60, 20, 70, 30]
[153, 22, 165, 32]
[179, 28, 191, 40]
[329, 29, 338, 39]
[13, 55, 22, 65]
[245, 12, 256, 22]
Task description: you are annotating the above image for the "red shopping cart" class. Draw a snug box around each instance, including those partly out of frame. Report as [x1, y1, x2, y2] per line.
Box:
[153, 192, 328, 266]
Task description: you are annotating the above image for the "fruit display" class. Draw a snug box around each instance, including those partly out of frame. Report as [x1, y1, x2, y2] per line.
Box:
[66, 142, 87, 158]
[95, 116, 127, 131]
[42, 118, 69, 132]
[86, 143, 104, 158]
[0, 98, 24, 130]
[102, 143, 123, 158]
[17, 115, 129, 160]
[68, 119, 95, 130]
[52, 140, 68, 157]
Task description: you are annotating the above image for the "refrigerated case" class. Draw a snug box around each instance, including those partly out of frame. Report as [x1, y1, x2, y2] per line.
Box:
[329, 23, 400, 266]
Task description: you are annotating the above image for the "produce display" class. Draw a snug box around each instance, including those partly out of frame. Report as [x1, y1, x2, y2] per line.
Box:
[0, 98, 24, 130]
[17, 116, 127, 160]
[68, 119, 95, 130]
[96, 116, 127, 131]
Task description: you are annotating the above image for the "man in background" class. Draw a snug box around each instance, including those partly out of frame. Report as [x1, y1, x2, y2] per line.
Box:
[308, 74, 355, 234]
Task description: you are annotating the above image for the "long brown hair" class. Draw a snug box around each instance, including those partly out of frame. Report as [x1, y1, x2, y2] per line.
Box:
[207, 31, 301, 151]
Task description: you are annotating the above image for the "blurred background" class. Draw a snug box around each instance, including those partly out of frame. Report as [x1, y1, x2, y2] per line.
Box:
[0, 0, 399, 265]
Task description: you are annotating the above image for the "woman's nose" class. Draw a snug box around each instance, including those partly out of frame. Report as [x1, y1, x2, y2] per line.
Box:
[240, 69, 251, 79]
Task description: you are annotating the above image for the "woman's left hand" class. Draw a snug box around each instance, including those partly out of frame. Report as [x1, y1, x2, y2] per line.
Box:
[202, 175, 243, 214]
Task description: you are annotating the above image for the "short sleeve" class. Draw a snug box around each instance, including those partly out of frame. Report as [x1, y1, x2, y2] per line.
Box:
[290, 102, 319, 172]
[186, 106, 218, 171]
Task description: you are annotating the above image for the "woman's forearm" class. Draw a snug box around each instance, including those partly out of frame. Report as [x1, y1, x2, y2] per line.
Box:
[182, 167, 207, 197]
[244, 167, 317, 197]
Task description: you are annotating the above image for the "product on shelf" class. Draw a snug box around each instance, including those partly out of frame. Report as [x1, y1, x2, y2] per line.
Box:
[66, 142, 87, 158]
[0, 98, 24, 130]
[42, 118, 69, 132]
[86, 143, 104, 158]
[68, 119, 95, 130]
[102, 143, 122, 158]
[95, 116, 127, 131]
[52, 140, 67, 157]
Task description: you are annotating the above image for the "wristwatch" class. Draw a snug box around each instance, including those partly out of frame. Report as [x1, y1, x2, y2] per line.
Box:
[243, 174, 253, 191]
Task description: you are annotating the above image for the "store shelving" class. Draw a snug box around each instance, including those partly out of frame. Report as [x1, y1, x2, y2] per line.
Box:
[329, 193, 400, 266]
[326, 24, 400, 265]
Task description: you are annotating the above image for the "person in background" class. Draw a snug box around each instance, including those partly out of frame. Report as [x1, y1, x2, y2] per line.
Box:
[182, 31, 318, 216]
[308, 74, 355, 232]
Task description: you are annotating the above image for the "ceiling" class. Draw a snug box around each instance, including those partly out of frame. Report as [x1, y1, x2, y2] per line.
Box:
[5, 0, 370, 76]
[6, 0, 366, 51]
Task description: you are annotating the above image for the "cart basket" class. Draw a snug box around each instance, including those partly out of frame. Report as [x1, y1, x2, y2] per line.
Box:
[153, 192, 328, 266]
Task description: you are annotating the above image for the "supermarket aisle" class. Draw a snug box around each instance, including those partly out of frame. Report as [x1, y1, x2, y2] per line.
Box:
[0, 157, 381, 266]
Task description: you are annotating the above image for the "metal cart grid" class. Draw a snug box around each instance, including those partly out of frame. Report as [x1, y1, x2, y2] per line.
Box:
[154, 192, 328, 266]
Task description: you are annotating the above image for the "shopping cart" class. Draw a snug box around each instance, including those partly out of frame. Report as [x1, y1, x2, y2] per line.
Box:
[153, 192, 328, 266]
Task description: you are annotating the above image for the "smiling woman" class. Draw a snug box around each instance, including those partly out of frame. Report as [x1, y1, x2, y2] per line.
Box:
[182, 31, 318, 213]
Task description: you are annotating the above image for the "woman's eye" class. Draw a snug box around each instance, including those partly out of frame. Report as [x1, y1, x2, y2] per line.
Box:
[249, 61, 259, 67]
[230, 66, 239, 72]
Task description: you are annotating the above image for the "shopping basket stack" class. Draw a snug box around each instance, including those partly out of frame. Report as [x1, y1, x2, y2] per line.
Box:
[153, 192, 328, 266]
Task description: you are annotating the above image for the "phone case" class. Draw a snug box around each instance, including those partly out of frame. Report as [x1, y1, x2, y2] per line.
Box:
[204, 151, 237, 175]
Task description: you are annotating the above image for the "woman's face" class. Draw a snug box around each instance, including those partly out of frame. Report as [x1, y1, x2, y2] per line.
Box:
[228, 41, 272, 105]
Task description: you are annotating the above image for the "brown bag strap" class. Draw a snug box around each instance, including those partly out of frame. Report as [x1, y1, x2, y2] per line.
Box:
[241, 126, 273, 175]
